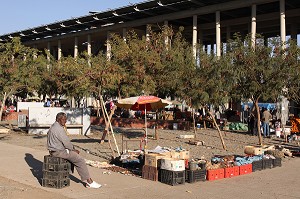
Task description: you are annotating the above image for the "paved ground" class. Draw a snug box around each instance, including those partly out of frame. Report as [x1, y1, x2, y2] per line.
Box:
[0, 141, 299, 199]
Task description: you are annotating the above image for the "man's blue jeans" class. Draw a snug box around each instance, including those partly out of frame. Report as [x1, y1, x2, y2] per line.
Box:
[262, 122, 270, 137]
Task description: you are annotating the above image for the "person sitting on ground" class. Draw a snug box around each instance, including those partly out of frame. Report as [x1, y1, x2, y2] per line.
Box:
[47, 112, 101, 188]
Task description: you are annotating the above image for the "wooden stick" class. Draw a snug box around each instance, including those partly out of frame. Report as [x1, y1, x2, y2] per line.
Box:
[99, 98, 116, 158]
[100, 106, 116, 142]
[100, 96, 120, 156]
[209, 110, 227, 150]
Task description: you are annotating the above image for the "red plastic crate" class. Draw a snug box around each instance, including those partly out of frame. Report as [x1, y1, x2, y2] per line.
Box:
[239, 164, 252, 175]
[207, 168, 225, 181]
[224, 166, 239, 178]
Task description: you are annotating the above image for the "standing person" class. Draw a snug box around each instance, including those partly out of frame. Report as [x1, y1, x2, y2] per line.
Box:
[47, 112, 101, 188]
[262, 108, 272, 137]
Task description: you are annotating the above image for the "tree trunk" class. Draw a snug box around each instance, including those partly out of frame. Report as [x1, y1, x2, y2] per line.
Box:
[254, 98, 263, 145]
[203, 107, 207, 129]
[192, 108, 197, 138]
[208, 109, 227, 150]
[154, 111, 159, 140]
[0, 92, 8, 121]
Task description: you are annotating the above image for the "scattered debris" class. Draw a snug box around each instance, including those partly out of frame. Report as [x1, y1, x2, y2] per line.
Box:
[188, 140, 205, 146]
[178, 135, 195, 139]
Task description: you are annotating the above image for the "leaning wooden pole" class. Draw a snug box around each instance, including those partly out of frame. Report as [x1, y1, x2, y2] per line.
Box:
[100, 96, 120, 156]
[99, 98, 116, 158]
[208, 110, 227, 150]
[100, 106, 116, 143]
[192, 108, 197, 138]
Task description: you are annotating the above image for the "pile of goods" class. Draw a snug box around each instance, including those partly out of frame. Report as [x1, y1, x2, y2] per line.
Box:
[140, 144, 284, 186]
[86, 144, 292, 186]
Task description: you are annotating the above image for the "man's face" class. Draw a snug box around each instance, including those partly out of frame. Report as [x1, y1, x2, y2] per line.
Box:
[58, 116, 67, 126]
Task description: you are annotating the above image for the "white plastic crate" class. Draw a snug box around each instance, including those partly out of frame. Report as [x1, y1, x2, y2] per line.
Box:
[160, 158, 185, 171]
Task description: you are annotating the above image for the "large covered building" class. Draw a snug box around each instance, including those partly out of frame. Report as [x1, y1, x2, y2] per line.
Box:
[0, 0, 300, 59]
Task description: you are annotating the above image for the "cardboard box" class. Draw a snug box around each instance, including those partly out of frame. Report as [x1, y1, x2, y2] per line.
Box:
[160, 158, 185, 171]
[144, 153, 167, 168]
[170, 151, 190, 159]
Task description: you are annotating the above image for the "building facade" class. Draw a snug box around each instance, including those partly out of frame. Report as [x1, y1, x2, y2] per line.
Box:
[0, 0, 299, 60]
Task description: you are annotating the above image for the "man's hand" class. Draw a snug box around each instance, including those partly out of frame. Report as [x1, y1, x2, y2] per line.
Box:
[73, 149, 80, 154]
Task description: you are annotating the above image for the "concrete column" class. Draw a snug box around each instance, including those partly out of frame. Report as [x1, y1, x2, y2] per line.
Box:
[192, 15, 198, 59]
[33, 45, 37, 59]
[87, 34, 91, 56]
[58, 40, 61, 60]
[47, 42, 51, 61]
[164, 21, 169, 47]
[216, 11, 221, 58]
[291, 23, 297, 40]
[280, 0, 286, 48]
[122, 28, 127, 42]
[146, 25, 150, 42]
[74, 37, 78, 58]
[251, 4, 257, 48]
[106, 31, 111, 60]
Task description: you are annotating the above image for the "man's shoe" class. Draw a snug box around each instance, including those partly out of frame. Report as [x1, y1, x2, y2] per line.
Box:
[86, 181, 102, 188]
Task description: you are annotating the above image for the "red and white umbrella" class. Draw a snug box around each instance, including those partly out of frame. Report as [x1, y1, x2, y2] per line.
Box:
[116, 96, 170, 111]
[116, 96, 171, 145]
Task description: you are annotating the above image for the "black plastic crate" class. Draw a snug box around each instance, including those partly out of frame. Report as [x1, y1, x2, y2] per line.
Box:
[44, 155, 69, 164]
[159, 169, 185, 186]
[262, 158, 273, 169]
[43, 163, 70, 172]
[272, 158, 282, 167]
[43, 170, 69, 180]
[186, 169, 206, 183]
[252, 160, 263, 172]
[42, 178, 70, 189]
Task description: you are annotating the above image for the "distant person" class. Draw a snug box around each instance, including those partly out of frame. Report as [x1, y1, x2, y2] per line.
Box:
[262, 108, 272, 137]
[47, 112, 102, 188]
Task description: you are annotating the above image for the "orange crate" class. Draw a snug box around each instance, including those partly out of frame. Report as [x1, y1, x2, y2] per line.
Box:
[239, 164, 252, 175]
[224, 166, 239, 178]
[207, 168, 225, 181]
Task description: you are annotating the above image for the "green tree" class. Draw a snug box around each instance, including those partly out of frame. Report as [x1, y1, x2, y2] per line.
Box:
[0, 38, 43, 120]
[226, 34, 288, 145]
[284, 40, 300, 104]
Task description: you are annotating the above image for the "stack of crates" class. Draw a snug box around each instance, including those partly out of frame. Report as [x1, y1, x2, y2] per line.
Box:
[42, 155, 71, 189]
[159, 158, 185, 186]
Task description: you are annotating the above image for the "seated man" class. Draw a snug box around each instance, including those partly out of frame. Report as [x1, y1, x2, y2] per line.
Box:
[47, 112, 101, 188]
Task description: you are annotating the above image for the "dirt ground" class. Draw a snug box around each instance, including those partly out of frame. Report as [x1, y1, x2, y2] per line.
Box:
[0, 125, 299, 199]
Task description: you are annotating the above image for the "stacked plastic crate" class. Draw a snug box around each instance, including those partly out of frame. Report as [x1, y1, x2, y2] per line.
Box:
[159, 151, 189, 186]
[185, 161, 206, 183]
[160, 158, 186, 186]
[42, 155, 71, 189]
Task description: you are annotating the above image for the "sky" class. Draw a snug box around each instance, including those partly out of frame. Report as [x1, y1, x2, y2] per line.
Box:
[0, 0, 144, 35]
